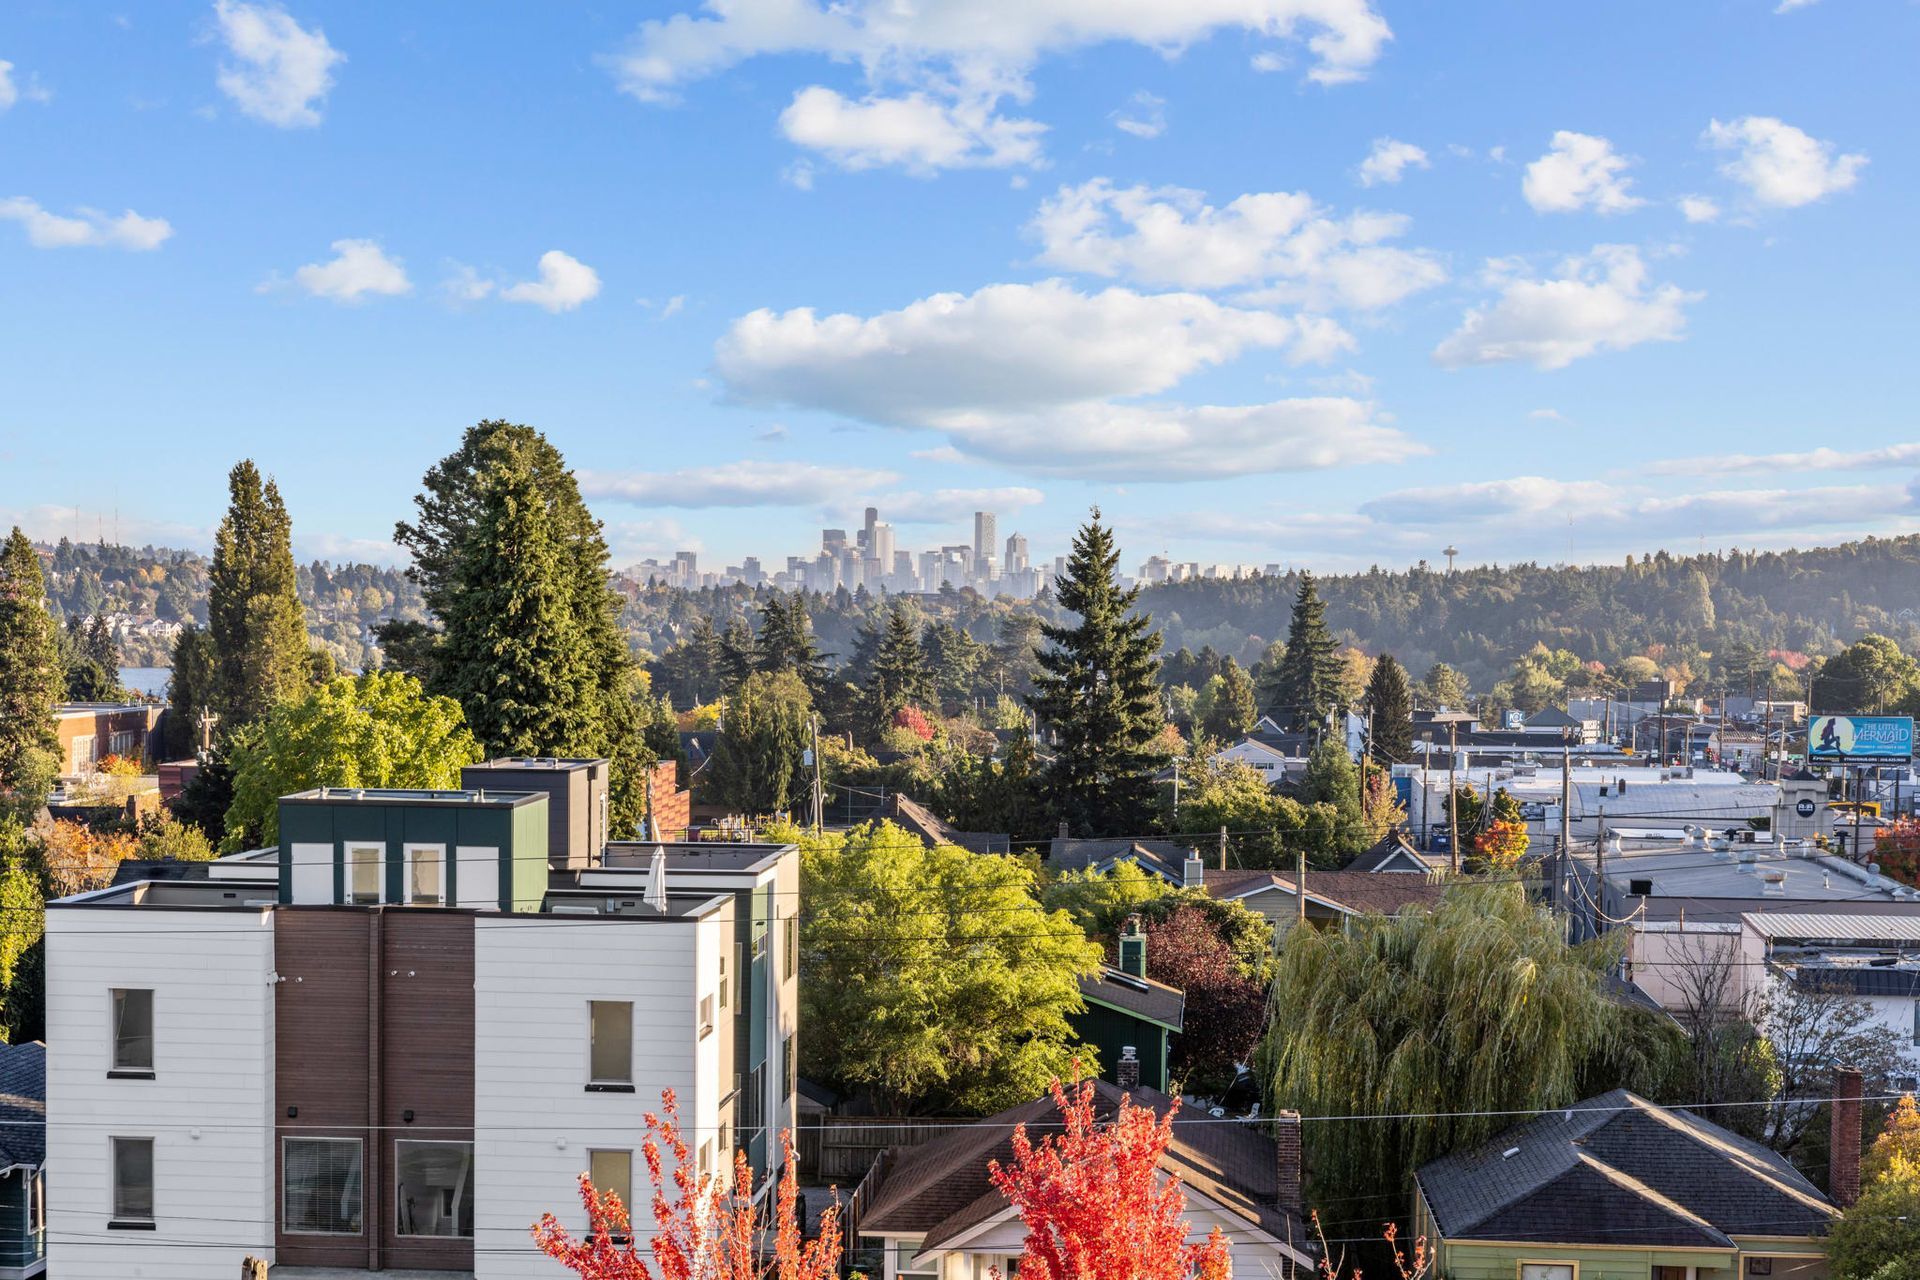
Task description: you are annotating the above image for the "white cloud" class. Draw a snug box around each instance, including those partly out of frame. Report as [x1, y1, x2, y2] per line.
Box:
[212, 0, 342, 128]
[579, 460, 899, 507]
[500, 250, 602, 312]
[1678, 195, 1720, 224]
[1643, 442, 1920, 477]
[1522, 131, 1644, 214]
[942, 397, 1426, 481]
[1357, 137, 1428, 187]
[1433, 245, 1699, 370]
[1775, 0, 1820, 11]
[1112, 91, 1166, 140]
[659, 294, 686, 318]
[712, 278, 1421, 481]
[778, 85, 1043, 174]
[1704, 115, 1865, 208]
[1529, 408, 1567, 422]
[442, 264, 494, 303]
[609, 1, 1387, 173]
[0, 197, 173, 250]
[1029, 179, 1444, 309]
[285, 238, 411, 301]
[0, 61, 14, 111]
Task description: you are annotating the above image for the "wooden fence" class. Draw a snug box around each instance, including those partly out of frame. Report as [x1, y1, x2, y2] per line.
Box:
[802, 1116, 949, 1184]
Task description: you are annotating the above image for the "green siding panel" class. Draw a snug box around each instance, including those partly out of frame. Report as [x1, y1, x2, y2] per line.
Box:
[276, 794, 548, 911]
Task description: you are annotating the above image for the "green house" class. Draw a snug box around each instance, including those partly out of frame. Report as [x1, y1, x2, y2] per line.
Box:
[1071, 919, 1184, 1092]
[276, 787, 550, 912]
[1414, 1090, 1837, 1280]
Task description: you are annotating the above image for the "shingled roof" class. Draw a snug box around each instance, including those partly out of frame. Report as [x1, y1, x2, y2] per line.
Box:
[1078, 966, 1185, 1032]
[1203, 868, 1448, 918]
[1416, 1090, 1835, 1248]
[858, 1081, 1311, 1263]
[0, 1041, 45, 1168]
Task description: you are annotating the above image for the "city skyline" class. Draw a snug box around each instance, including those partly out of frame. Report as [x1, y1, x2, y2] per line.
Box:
[2, 4, 1917, 572]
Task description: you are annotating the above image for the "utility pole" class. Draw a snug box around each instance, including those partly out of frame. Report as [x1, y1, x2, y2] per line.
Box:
[1218, 825, 1228, 872]
[1447, 721, 1460, 875]
[809, 713, 824, 832]
[1295, 840, 1307, 930]
[1593, 801, 1607, 938]
[1558, 748, 1573, 916]
[1359, 703, 1374, 825]
[196, 706, 220, 758]
[1420, 740, 1430, 848]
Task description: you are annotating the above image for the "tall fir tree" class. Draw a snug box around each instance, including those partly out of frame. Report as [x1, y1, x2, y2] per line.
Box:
[161, 626, 218, 759]
[0, 529, 62, 804]
[757, 593, 827, 692]
[392, 422, 646, 834]
[718, 617, 761, 694]
[207, 460, 310, 731]
[862, 603, 933, 733]
[1200, 656, 1258, 743]
[1365, 654, 1415, 764]
[1026, 510, 1167, 837]
[1264, 571, 1344, 736]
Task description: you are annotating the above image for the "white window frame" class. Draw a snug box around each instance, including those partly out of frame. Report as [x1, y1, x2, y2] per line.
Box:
[109, 1135, 155, 1226]
[282, 1136, 365, 1237]
[894, 1240, 938, 1278]
[587, 1000, 634, 1090]
[346, 843, 386, 905]
[404, 842, 445, 906]
[70, 734, 96, 774]
[109, 987, 155, 1076]
[1518, 1263, 1579, 1280]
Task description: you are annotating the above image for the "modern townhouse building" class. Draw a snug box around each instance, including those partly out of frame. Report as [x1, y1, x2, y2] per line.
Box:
[46, 758, 799, 1280]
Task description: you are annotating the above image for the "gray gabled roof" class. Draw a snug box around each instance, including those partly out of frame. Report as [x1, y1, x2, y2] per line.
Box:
[1078, 966, 1185, 1032]
[1416, 1090, 1834, 1247]
[0, 1042, 45, 1168]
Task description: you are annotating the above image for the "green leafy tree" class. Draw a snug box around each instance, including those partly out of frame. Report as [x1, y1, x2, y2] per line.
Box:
[0, 529, 62, 807]
[1421, 661, 1469, 709]
[1042, 860, 1178, 936]
[394, 423, 646, 834]
[794, 820, 1101, 1113]
[923, 620, 988, 713]
[1261, 881, 1679, 1215]
[62, 613, 127, 702]
[1028, 511, 1167, 837]
[207, 460, 310, 731]
[863, 604, 933, 733]
[1814, 634, 1920, 714]
[705, 670, 813, 816]
[1264, 571, 1344, 735]
[135, 813, 217, 863]
[1365, 654, 1414, 764]
[0, 817, 45, 1043]
[1829, 1168, 1920, 1280]
[223, 671, 481, 849]
[1199, 657, 1257, 743]
[1295, 740, 1367, 857]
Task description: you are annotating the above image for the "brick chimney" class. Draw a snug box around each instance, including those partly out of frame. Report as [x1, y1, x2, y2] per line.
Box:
[1272, 1110, 1303, 1217]
[1830, 1067, 1863, 1208]
[1115, 1045, 1140, 1092]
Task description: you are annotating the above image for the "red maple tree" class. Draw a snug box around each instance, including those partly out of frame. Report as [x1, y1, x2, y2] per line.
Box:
[987, 1078, 1232, 1280]
[532, 1089, 843, 1280]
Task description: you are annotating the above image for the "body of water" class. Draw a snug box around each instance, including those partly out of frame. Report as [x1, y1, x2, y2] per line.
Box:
[119, 666, 171, 698]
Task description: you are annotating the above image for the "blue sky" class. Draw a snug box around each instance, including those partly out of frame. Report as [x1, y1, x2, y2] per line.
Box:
[1, 0, 1915, 574]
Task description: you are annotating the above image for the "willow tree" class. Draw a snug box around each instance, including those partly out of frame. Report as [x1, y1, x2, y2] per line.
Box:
[1260, 881, 1678, 1217]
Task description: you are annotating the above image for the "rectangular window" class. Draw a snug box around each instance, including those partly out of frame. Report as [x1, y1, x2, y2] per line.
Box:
[698, 1140, 712, 1181]
[783, 1032, 797, 1107]
[588, 1149, 632, 1211]
[111, 988, 154, 1074]
[785, 915, 799, 978]
[743, 1064, 764, 1131]
[1519, 1266, 1576, 1280]
[283, 1138, 363, 1235]
[699, 994, 715, 1038]
[395, 1140, 473, 1238]
[751, 927, 766, 961]
[718, 950, 729, 1010]
[1652, 1269, 1686, 1280]
[407, 844, 443, 906]
[111, 1137, 155, 1226]
[896, 1242, 938, 1277]
[348, 844, 384, 904]
[589, 1001, 633, 1087]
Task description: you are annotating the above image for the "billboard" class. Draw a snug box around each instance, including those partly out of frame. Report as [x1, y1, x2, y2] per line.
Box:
[1809, 715, 1915, 761]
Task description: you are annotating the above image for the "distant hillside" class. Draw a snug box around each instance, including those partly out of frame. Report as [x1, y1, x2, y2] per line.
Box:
[31, 537, 426, 672]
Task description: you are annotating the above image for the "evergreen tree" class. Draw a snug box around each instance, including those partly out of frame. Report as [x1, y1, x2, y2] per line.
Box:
[1422, 661, 1470, 709]
[1264, 571, 1343, 736]
[60, 614, 123, 701]
[207, 460, 309, 731]
[757, 593, 826, 691]
[1027, 510, 1167, 837]
[1365, 654, 1414, 764]
[161, 626, 218, 759]
[922, 620, 988, 712]
[705, 670, 813, 816]
[863, 603, 933, 733]
[1199, 656, 1257, 743]
[392, 422, 646, 834]
[718, 617, 760, 694]
[0, 529, 61, 806]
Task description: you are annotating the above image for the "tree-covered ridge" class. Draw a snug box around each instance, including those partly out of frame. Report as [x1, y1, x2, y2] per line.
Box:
[31, 536, 425, 670]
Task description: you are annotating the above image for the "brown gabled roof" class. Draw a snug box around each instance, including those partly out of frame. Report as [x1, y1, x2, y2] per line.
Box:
[858, 1082, 1311, 1261]
[1078, 966, 1185, 1032]
[1203, 868, 1447, 917]
[888, 794, 1009, 854]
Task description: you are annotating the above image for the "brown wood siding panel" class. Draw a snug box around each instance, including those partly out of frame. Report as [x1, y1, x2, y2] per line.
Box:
[380, 911, 476, 1271]
[274, 910, 375, 1269]
[272, 909, 477, 1273]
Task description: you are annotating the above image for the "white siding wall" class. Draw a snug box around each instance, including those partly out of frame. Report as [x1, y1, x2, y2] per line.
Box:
[473, 907, 728, 1280]
[45, 908, 276, 1280]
